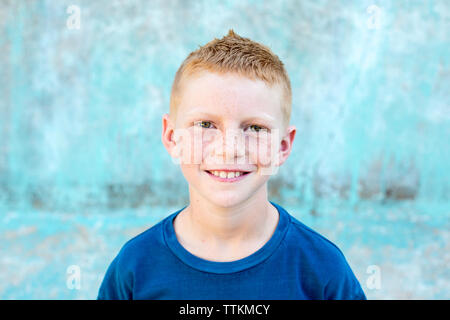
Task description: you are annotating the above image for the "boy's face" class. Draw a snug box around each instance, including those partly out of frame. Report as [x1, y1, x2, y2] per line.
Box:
[162, 71, 296, 208]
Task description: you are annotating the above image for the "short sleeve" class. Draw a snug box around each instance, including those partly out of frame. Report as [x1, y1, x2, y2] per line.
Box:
[323, 253, 367, 300]
[97, 253, 133, 300]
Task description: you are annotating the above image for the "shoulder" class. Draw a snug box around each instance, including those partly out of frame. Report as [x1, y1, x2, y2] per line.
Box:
[116, 215, 170, 267]
[282, 212, 366, 299]
[97, 214, 174, 299]
[286, 214, 348, 265]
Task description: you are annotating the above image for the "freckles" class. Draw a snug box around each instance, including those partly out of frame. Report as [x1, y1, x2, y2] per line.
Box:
[192, 134, 204, 165]
[256, 134, 280, 168]
[257, 140, 272, 167]
[189, 129, 278, 168]
[173, 128, 191, 165]
[176, 128, 203, 165]
[245, 135, 272, 167]
[246, 136, 258, 165]
[199, 131, 220, 163]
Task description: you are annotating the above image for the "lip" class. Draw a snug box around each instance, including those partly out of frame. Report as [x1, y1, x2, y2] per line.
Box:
[204, 170, 252, 183]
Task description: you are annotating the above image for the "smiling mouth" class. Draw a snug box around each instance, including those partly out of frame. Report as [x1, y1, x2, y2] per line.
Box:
[204, 170, 251, 176]
[204, 170, 252, 182]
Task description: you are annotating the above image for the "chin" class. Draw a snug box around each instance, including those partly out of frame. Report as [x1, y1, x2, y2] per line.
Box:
[202, 186, 255, 208]
[205, 193, 250, 208]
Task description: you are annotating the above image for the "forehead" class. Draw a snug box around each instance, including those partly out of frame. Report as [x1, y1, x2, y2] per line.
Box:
[177, 72, 283, 122]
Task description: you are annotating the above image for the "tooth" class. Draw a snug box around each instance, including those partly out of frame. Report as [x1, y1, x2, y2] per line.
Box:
[210, 171, 244, 178]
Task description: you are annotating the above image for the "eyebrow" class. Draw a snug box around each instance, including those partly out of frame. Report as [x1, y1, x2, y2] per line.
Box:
[185, 110, 276, 124]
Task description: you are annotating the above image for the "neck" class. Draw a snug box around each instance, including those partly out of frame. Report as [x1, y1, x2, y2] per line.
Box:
[185, 183, 275, 246]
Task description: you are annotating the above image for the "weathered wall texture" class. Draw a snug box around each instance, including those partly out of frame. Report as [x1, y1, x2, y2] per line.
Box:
[0, 0, 448, 299]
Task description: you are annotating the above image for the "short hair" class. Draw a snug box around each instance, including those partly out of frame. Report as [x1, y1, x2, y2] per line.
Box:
[169, 29, 292, 128]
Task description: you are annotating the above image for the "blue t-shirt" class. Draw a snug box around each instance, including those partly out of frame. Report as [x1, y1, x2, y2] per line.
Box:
[97, 201, 366, 300]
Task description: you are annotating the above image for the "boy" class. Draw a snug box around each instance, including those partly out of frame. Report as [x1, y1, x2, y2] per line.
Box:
[97, 30, 366, 300]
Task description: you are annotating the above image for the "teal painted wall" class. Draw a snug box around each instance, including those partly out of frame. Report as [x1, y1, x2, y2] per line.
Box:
[0, 0, 448, 299]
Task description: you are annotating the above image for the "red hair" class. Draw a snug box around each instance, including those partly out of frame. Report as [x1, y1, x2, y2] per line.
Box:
[169, 29, 292, 127]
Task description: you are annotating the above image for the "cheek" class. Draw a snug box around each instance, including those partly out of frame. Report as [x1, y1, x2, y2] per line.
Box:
[179, 129, 280, 168]
[175, 128, 203, 165]
[248, 136, 278, 167]
[195, 134, 277, 167]
[179, 164, 199, 183]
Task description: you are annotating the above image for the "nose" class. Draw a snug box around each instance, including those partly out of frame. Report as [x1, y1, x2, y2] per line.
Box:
[215, 129, 245, 162]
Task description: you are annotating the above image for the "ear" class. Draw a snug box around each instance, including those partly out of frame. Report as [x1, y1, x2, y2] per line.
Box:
[275, 125, 296, 167]
[161, 113, 178, 159]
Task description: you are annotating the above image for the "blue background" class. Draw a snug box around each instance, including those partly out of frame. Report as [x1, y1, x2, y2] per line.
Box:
[0, 0, 448, 299]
